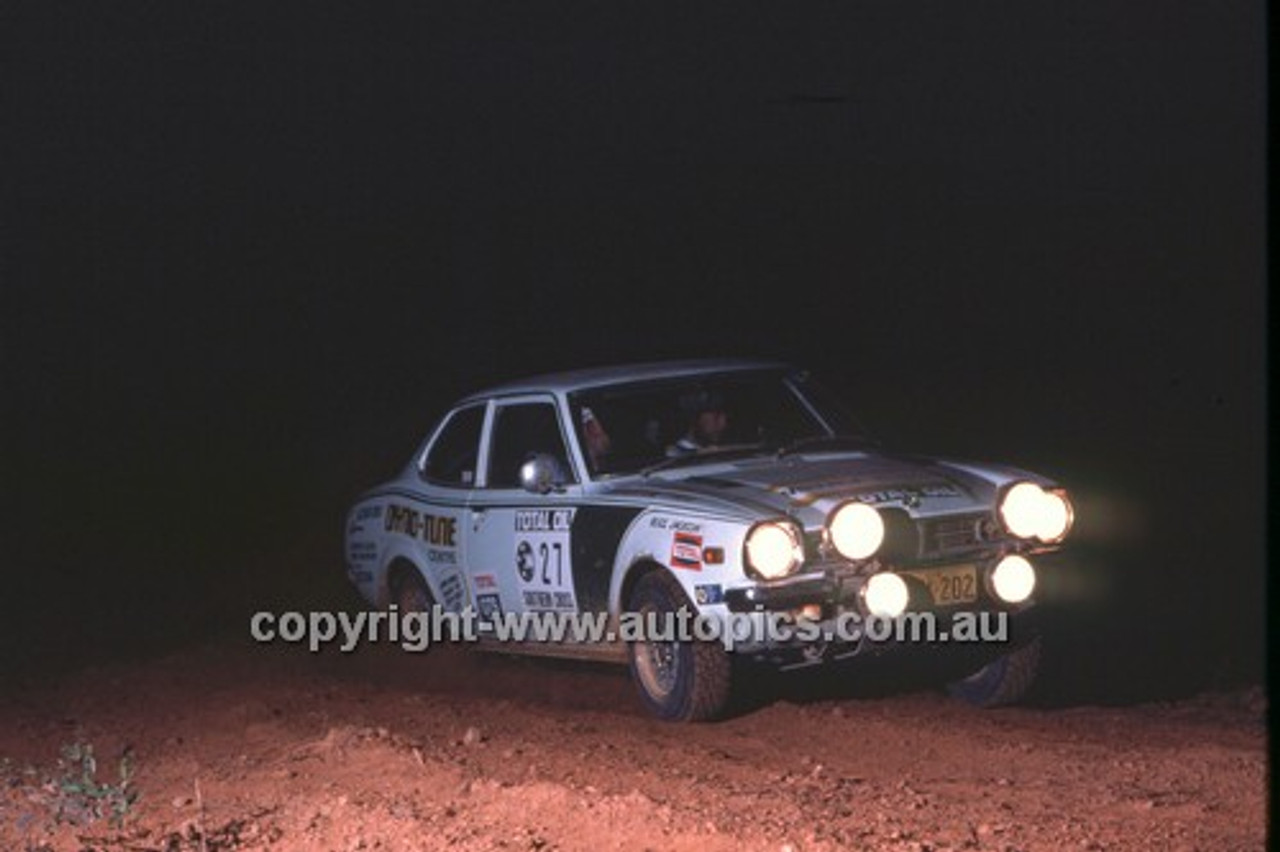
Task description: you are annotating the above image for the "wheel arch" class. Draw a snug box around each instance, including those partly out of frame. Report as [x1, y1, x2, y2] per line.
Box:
[607, 506, 750, 617]
[380, 554, 432, 609]
[617, 557, 668, 615]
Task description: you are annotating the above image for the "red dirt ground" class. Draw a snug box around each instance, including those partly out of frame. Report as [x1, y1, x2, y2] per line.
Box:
[0, 639, 1267, 852]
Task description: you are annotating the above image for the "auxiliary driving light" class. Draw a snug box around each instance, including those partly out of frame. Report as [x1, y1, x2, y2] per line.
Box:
[828, 502, 885, 560]
[862, 572, 909, 618]
[990, 554, 1036, 604]
[1037, 490, 1072, 542]
[744, 521, 803, 580]
[999, 481, 1074, 543]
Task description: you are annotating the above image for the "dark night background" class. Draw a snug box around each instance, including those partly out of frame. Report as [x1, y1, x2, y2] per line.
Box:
[1, 3, 1266, 699]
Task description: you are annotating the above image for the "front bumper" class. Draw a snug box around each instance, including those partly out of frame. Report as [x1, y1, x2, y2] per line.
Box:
[723, 572, 858, 613]
[724, 550, 1069, 614]
[718, 554, 1062, 666]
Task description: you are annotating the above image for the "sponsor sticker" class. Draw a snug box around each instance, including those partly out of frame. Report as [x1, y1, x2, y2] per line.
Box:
[693, 583, 724, 605]
[649, 516, 703, 532]
[385, 504, 458, 547]
[476, 593, 503, 624]
[671, 531, 703, 571]
[439, 573, 465, 611]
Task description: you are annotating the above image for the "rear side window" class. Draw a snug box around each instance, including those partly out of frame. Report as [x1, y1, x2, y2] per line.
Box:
[420, 405, 485, 487]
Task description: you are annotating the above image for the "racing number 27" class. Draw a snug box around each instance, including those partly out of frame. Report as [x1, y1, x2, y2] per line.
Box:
[537, 541, 564, 586]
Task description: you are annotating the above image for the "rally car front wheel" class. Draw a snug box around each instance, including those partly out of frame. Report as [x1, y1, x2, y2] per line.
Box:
[626, 570, 732, 722]
[947, 636, 1041, 707]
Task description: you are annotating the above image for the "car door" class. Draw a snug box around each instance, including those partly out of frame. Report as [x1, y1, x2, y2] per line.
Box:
[466, 394, 585, 621]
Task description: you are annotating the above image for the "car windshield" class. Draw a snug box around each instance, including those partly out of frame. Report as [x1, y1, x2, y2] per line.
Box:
[567, 367, 873, 478]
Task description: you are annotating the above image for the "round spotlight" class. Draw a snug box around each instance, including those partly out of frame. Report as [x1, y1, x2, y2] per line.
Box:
[863, 572, 909, 618]
[1037, 490, 1073, 543]
[744, 522, 802, 580]
[999, 481, 1074, 543]
[828, 502, 885, 560]
[990, 554, 1036, 604]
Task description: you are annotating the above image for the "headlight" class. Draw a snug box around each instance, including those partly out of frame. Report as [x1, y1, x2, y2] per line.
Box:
[999, 481, 1074, 543]
[743, 521, 803, 580]
[990, 554, 1036, 604]
[863, 572, 909, 618]
[828, 502, 885, 560]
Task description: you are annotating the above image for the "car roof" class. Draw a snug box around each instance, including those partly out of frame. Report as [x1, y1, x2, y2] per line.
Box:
[460, 358, 790, 402]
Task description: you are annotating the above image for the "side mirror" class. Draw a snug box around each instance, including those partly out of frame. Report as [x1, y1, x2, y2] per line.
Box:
[518, 453, 567, 495]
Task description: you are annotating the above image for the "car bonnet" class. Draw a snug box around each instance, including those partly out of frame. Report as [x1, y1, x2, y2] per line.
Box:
[601, 452, 1018, 527]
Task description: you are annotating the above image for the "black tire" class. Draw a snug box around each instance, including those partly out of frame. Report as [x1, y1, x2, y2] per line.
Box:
[947, 636, 1041, 707]
[626, 570, 733, 722]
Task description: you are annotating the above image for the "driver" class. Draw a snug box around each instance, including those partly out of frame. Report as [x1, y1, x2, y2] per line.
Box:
[666, 389, 729, 456]
[580, 406, 612, 469]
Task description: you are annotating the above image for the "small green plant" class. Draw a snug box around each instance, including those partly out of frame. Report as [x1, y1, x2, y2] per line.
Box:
[47, 742, 138, 828]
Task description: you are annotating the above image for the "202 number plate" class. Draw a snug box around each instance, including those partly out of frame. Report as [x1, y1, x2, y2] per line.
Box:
[903, 564, 979, 606]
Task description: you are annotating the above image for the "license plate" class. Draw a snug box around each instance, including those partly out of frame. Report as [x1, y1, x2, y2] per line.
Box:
[902, 564, 979, 606]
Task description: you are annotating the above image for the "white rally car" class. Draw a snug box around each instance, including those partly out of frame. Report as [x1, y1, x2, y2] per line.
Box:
[345, 359, 1073, 721]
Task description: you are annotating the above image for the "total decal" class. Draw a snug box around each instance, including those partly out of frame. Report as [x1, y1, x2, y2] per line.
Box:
[513, 508, 577, 612]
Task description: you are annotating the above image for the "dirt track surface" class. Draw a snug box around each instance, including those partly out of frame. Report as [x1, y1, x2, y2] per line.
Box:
[0, 640, 1267, 852]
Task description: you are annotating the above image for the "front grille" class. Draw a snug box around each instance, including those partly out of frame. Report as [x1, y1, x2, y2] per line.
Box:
[922, 513, 986, 555]
[806, 512, 991, 567]
[803, 530, 828, 564]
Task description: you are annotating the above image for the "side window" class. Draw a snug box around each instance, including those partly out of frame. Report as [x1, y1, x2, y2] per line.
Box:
[420, 405, 485, 487]
[486, 402, 576, 489]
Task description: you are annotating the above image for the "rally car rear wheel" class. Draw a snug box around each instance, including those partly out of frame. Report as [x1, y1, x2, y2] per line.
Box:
[947, 636, 1041, 707]
[393, 566, 435, 613]
[626, 570, 732, 722]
